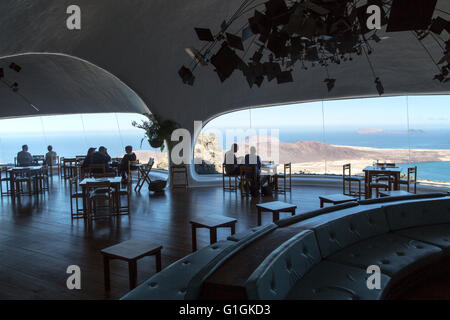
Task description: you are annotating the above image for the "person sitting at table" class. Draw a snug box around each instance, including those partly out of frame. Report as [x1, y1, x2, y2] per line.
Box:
[45, 145, 57, 166]
[224, 143, 240, 176]
[244, 146, 262, 192]
[91, 146, 114, 173]
[17, 145, 34, 167]
[81, 148, 96, 169]
[120, 145, 137, 179]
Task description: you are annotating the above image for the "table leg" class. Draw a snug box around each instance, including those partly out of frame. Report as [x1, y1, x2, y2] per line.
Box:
[320, 199, 324, 208]
[210, 228, 217, 245]
[257, 208, 262, 226]
[128, 260, 137, 290]
[192, 225, 197, 252]
[155, 251, 162, 272]
[103, 255, 111, 292]
[394, 173, 400, 191]
[291, 209, 296, 216]
[231, 223, 236, 235]
[273, 211, 280, 223]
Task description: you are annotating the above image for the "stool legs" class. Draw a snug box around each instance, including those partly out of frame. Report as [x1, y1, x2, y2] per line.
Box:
[128, 260, 137, 290]
[192, 226, 197, 252]
[103, 256, 111, 292]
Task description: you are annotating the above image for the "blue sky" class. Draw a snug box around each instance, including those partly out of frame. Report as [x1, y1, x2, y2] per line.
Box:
[0, 95, 448, 134]
[205, 95, 450, 131]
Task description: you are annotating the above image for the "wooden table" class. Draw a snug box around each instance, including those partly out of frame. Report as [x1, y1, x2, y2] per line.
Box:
[363, 166, 402, 199]
[190, 215, 237, 251]
[379, 190, 414, 197]
[256, 201, 297, 226]
[101, 239, 162, 291]
[319, 194, 358, 208]
[8, 166, 44, 197]
[79, 177, 122, 215]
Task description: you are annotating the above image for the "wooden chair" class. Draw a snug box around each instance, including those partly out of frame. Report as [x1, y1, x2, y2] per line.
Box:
[94, 172, 116, 178]
[368, 178, 390, 198]
[128, 160, 140, 182]
[114, 178, 131, 215]
[343, 164, 363, 199]
[239, 166, 257, 197]
[170, 164, 188, 188]
[0, 167, 12, 197]
[88, 164, 106, 177]
[63, 158, 78, 179]
[47, 155, 60, 176]
[13, 169, 33, 196]
[275, 163, 292, 193]
[34, 166, 49, 193]
[86, 181, 113, 220]
[222, 163, 238, 192]
[69, 177, 84, 219]
[399, 166, 417, 194]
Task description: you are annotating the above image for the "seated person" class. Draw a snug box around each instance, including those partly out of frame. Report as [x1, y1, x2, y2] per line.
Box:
[224, 143, 240, 176]
[45, 145, 57, 166]
[81, 147, 96, 169]
[90, 146, 114, 174]
[120, 145, 137, 179]
[244, 146, 262, 180]
[17, 145, 34, 167]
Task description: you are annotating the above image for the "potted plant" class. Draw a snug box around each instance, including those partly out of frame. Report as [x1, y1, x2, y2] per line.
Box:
[133, 114, 180, 190]
[132, 113, 179, 152]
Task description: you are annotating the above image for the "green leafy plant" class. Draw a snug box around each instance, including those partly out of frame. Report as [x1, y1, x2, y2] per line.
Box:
[132, 113, 180, 152]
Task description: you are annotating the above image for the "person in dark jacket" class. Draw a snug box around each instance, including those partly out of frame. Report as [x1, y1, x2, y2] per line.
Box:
[120, 145, 137, 179]
[224, 143, 240, 176]
[81, 147, 96, 169]
[91, 146, 114, 173]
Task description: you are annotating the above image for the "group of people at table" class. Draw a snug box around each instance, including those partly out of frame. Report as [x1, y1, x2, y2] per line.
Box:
[224, 143, 273, 193]
[16, 144, 138, 180]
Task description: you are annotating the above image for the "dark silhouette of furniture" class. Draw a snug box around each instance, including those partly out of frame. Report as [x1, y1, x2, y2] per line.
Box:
[101, 239, 162, 291]
[190, 215, 237, 251]
[319, 194, 358, 208]
[256, 201, 297, 226]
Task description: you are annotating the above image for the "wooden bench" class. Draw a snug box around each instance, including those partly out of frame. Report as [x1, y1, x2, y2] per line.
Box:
[319, 194, 358, 208]
[101, 239, 162, 291]
[256, 201, 297, 226]
[190, 215, 237, 251]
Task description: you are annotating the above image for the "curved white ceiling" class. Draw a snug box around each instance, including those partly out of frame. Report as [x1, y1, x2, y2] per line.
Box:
[0, 0, 449, 129]
[0, 53, 149, 118]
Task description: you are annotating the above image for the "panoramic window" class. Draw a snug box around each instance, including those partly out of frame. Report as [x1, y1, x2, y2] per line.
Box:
[0, 113, 169, 170]
[194, 96, 450, 183]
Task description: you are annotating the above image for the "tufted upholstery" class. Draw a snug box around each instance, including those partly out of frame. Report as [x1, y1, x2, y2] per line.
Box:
[245, 230, 321, 300]
[227, 223, 277, 242]
[385, 197, 450, 231]
[312, 207, 389, 258]
[276, 202, 359, 228]
[122, 240, 237, 300]
[396, 224, 450, 255]
[286, 261, 392, 300]
[328, 233, 443, 279]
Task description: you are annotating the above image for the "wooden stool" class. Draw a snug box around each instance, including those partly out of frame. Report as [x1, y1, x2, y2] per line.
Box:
[101, 239, 162, 291]
[256, 201, 297, 226]
[190, 215, 237, 251]
[319, 194, 358, 208]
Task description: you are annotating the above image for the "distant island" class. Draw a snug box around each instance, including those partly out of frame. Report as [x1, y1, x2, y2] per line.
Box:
[357, 128, 426, 135]
[135, 133, 450, 178]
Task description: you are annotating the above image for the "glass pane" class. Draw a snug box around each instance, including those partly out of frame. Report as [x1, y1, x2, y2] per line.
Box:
[406, 95, 450, 183]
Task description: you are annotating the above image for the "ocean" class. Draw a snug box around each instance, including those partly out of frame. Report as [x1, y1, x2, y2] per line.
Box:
[1, 129, 449, 182]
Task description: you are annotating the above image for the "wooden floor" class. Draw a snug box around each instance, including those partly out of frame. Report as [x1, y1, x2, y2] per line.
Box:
[0, 173, 346, 300]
